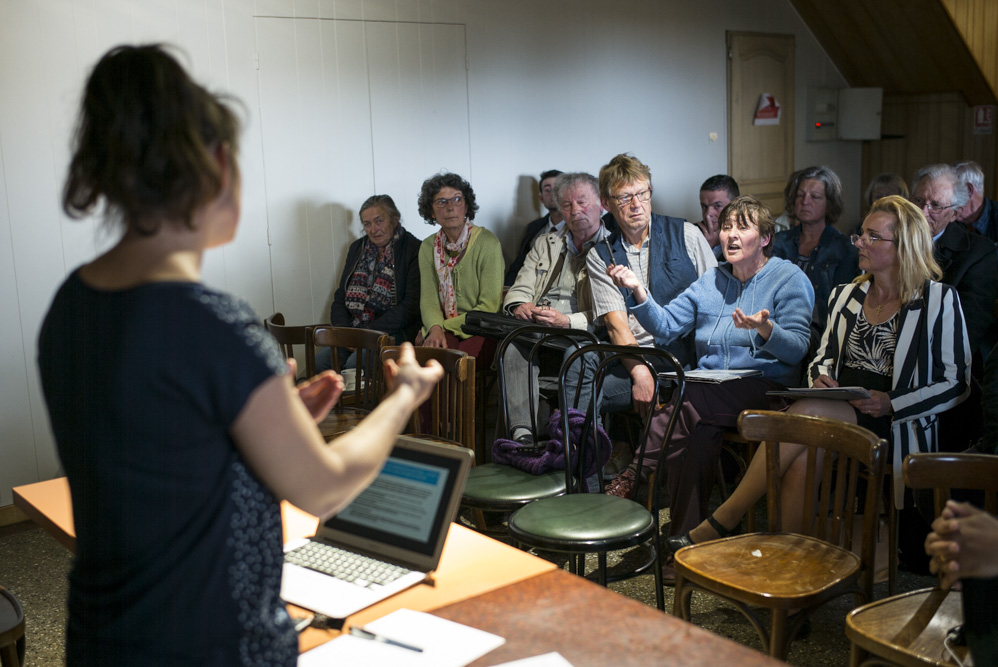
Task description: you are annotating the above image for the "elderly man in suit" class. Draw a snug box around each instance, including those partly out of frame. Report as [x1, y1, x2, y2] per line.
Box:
[955, 160, 998, 243]
[505, 169, 565, 285]
[912, 163, 998, 378]
[912, 163, 998, 453]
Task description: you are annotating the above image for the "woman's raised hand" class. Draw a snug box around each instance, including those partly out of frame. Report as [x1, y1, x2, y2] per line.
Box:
[384, 342, 444, 407]
[731, 307, 773, 341]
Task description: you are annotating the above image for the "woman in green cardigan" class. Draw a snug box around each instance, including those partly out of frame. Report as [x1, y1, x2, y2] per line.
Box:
[415, 172, 504, 360]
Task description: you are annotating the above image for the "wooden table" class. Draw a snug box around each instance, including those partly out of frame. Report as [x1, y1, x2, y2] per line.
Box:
[14, 477, 785, 665]
[433, 568, 786, 666]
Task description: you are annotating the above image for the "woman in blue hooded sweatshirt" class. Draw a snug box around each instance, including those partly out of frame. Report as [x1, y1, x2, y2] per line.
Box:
[604, 196, 814, 560]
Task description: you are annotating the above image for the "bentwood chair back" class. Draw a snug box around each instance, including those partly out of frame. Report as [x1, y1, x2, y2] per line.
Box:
[845, 453, 998, 666]
[461, 326, 597, 538]
[263, 312, 314, 371]
[381, 346, 476, 451]
[672, 410, 886, 660]
[311, 326, 393, 410]
[507, 344, 686, 611]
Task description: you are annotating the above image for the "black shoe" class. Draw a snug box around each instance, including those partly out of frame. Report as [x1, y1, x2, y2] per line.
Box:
[665, 515, 738, 556]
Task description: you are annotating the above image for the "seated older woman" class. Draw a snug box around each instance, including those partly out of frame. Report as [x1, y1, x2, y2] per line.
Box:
[670, 195, 972, 552]
[772, 165, 860, 342]
[317, 194, 420, 371]
[416, 172, 504, 359]
[604, 196, 814, 547]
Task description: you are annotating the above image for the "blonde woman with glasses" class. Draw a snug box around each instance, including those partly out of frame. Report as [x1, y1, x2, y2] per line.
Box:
[669, 195, 972, 552]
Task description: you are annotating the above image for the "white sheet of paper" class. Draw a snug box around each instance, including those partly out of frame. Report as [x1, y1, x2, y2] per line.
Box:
[298, 608, 506, 667]
[491, 652, 574, 667]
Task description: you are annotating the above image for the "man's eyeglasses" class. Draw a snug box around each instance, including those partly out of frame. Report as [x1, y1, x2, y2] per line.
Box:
[850, 232, 897, 247]
[433, 195, 464, 209]
[911, 197, 955, 213]
[611, 189, 652, 206]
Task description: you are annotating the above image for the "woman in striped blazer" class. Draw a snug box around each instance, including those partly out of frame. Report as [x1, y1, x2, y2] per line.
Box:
[668, 195, 971, 551]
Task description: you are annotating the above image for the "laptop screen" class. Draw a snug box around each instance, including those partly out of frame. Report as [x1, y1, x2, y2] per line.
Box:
[319, 439, 467, 558]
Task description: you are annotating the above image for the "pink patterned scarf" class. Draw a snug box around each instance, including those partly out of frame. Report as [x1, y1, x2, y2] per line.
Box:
[433, 222, 472, 318]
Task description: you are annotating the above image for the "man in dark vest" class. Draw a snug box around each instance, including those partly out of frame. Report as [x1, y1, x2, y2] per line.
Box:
[570, 153, 716, 419]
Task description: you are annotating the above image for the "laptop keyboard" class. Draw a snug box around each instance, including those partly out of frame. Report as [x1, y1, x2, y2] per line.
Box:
[285, 541, 412, 588]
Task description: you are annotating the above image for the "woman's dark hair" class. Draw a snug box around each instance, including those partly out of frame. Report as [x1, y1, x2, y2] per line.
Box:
[416, 172, 479, 224]
[62, 44, 241, 235]
[359, 194, 402, 225]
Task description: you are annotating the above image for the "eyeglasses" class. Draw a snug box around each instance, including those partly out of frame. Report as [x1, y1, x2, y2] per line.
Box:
[910, 197, 955, 213]
[611, 189, 652, 206]
[850, 232, 896, 247]
[433, 195, 464, 209]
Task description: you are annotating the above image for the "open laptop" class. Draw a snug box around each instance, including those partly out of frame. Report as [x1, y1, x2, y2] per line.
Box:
[280, 436, 473, 619]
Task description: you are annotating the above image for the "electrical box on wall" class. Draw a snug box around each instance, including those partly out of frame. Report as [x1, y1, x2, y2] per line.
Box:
[806, 87, 883, 142]
[838, 88, 883, 140]
[807, 88, 838, 142]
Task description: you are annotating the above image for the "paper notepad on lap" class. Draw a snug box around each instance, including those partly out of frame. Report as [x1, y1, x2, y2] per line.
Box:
[767, 386, 871, 400]
[298, 609, 506, 667]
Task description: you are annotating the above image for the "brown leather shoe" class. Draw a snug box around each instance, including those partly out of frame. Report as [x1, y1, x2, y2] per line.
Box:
[604, 468, 636, 498]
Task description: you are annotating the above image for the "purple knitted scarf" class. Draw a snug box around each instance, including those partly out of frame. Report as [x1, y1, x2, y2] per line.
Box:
[492, 408, 611, 482]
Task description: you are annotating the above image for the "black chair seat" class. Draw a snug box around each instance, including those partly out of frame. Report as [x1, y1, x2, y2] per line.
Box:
[508, 494, 656, 549]
[462, 464, 565, 509]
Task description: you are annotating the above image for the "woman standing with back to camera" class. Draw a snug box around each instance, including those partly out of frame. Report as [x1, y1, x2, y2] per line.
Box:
[39, 44, 442, 665]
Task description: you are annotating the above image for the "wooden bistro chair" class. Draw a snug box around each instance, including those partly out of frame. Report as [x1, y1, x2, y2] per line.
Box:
[460, 325, 598, 538]
[381, 346, 476, 452]
[309, 326, 392, 442]
[507, 344, 686, 611]
[263, 312, 314, 375]
[845, 452, 998, 667]
[672, 410, 887, 660]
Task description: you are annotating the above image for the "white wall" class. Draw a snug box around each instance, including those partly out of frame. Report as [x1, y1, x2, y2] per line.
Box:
[0, 0, 859, 504]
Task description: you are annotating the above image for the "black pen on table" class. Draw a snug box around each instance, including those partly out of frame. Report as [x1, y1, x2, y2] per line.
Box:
[349, 626, 424, 652]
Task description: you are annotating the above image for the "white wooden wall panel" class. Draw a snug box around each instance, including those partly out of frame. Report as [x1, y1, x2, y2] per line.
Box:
[367, 22, 470, 241]
[0, 1, 68, 501]
[318, 18, 375, 285]
[294, 20, 339, 321]
[257, 17, 468, 326]
[203, 0, 275, 310]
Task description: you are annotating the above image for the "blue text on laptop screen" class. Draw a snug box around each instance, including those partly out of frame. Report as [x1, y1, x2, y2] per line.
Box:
[334, 458, 449, 544]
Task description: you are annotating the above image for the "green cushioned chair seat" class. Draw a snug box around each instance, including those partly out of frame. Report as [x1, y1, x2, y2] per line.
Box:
[508, 494, 655, 548]
[462, 463, 565, 507]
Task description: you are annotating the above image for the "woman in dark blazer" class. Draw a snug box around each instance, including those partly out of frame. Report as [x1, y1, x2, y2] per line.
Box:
[669, 195, 971, 550]
[321, 195, 421, 370]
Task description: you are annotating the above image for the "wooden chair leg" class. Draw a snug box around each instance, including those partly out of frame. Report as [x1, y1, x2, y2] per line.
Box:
[673, 575, 692, 620]
[769, 609, 789, 660]
[887, 472, 898, 596]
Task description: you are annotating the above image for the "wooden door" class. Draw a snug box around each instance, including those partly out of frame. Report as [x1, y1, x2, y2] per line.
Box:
[727, 32, 795, 216]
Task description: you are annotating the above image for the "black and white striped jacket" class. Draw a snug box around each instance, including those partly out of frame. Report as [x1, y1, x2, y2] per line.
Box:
[809, 279, 972, 506]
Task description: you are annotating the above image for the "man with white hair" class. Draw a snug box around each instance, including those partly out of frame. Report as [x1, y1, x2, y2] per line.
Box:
[911, 163, 998, 380]
[501, 172, 607, 444]
[955, 161, 998, 243]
